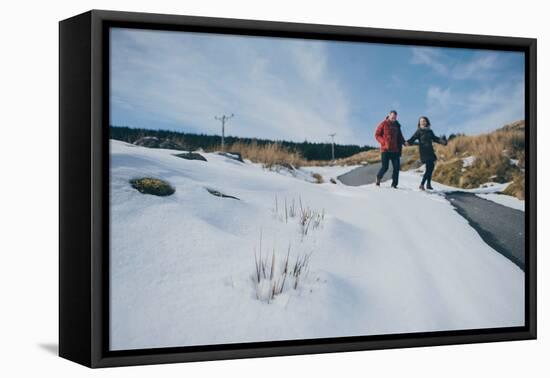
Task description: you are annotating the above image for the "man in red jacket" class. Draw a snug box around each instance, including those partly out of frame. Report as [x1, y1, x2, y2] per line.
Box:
[374, 110, 406, 188]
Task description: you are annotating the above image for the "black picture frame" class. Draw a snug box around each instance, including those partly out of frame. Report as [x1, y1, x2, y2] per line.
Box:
[59, 9, 537, 368]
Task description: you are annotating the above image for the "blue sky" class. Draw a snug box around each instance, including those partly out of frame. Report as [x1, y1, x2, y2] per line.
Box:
[110, 28, 525, 146]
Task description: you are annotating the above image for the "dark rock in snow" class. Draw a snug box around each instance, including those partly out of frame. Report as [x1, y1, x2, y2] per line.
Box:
[133, 136, 185, 150]
[205, 187, 240, 200]
[175, 152, 207, 162]
[275, 162, 295, 171]
[158, 139, 185, 150]
[217, 151, 244, 163]
[133, 136, 159, 147]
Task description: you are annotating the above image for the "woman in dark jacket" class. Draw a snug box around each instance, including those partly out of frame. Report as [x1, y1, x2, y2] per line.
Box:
[406, 116, 447, 190]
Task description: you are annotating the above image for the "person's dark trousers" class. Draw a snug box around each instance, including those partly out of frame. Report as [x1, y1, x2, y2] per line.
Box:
[421, 160, 435, 186]
[377, 151, 401, 187]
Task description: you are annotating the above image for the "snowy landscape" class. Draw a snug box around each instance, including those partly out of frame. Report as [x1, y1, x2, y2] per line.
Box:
[109, 139, 525, 351]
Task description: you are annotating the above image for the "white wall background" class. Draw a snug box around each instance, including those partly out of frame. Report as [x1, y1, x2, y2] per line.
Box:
[0, 0, 546, 376]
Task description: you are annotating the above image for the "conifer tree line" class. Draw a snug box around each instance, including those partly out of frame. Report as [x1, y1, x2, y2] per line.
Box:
[110, 126, 376, 161]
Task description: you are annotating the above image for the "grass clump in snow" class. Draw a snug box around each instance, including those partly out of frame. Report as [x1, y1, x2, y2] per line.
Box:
[130, 177, 175, 196]
[253, 232, 312, 303]
[272, 195, 325, 238]
[298, 198, 325, 239]
[273, 195, 297, 223]
[311, 172, 324, 184]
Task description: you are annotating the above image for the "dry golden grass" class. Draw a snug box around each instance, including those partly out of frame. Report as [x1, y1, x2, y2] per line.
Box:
[332, 149, 381, 166]
[400, 146, 421, 171]
[208, 141, 306, 168]
[430, 121, 525, 194]
[311, 173, 324, 184]
[502, 174, 525, 200]
[431, 159, 464, 187]
[327, 146, 419, 169]
[435, 126, 524, 164]
[210, 141, 379, 169]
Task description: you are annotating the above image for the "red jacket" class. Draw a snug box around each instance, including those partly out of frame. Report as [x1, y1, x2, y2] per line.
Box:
[375, 118, 406, 153]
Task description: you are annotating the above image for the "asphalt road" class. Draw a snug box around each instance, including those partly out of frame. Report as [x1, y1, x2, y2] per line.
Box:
[337, 163, 382, 186]
[337, 164, 525, 270]
[446, 192, 525, 270]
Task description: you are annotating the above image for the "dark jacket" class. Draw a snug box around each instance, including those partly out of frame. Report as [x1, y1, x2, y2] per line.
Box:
[407, 127, 447, 162]
[375, 118, 406, 154]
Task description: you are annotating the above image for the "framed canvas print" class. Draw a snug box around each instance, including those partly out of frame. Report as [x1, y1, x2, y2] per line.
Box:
[59, 10, 537, 368]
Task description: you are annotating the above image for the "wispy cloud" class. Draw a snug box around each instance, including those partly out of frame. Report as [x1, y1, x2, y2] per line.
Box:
[427, 86, 453, 112]
[110, 29, 525, 146]
[111, 29, 355, 143]
[458, 81, 525, 133]
[412, 45, 523, 136]
[422, 79, 524, 136]
[451, 53, 498, 80]
[411, 47, 499, 81]
[411, 47, 449, 75]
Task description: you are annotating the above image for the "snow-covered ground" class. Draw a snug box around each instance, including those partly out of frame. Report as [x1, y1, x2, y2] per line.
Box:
[462, 156, 476, 170]
[409, 164, 525, 211]
[109, 140, 524, 351]
[476, 193, 525, 212]
[301, 164, 361, 183]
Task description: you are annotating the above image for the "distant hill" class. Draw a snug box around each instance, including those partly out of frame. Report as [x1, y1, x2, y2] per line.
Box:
[110, 126, 375, 162]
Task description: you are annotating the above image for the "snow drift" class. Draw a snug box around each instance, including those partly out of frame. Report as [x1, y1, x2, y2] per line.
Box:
[109, 140, 524, 351]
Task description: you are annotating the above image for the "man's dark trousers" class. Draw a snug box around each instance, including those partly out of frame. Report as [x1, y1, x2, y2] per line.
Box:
[376, 151, 401, 187]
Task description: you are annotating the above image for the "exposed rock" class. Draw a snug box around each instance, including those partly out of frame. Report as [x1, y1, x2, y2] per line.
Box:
[133, 136, 185, 150]
[174, 152, 207, 162]
[205, 187, 240, 200]
[158, 139, 185, 150]
[216, 151, 244, 162]
[133, 136, 159, 147]
[277, 162, 295, 171]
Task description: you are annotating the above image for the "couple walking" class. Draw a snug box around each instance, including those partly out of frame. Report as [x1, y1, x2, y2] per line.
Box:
[374, 110, 447, 190]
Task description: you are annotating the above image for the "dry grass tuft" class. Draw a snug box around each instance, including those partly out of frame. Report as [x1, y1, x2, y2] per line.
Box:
[311, 172, 324, 184]
[272, 195, 325, 238]
[129, 177, 175, 196]
[208, 141, 306, 168]
[502, 174, 525, 200]
[297, 197, 325, 239]
[252, 231, 312, 303]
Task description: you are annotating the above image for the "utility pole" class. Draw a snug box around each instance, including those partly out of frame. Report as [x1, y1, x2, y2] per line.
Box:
[214, 113, 234, 151]
[329, 133, 336, 162]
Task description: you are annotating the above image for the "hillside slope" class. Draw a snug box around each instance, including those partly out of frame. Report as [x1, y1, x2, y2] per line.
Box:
[337, 120, 526, 199]
[432, 120, 525, 199]
[109, 140, 524, 351]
